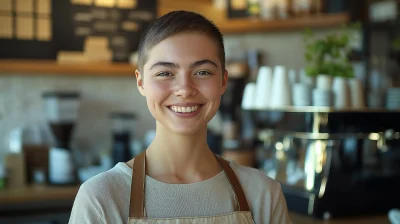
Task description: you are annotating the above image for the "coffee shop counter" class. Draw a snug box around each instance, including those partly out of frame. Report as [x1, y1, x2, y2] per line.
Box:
[0, 185, 390, 223]
[0, 184, 79, 223]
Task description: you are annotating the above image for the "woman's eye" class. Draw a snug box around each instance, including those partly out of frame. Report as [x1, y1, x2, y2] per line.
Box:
[156, 72, 173, 77]
[195, 70, 212, 76]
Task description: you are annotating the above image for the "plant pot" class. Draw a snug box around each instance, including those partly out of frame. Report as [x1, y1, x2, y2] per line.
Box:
[316, 74, 333, 91]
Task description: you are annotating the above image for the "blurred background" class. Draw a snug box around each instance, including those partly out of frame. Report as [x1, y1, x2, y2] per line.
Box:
[0, 0, 399, 223]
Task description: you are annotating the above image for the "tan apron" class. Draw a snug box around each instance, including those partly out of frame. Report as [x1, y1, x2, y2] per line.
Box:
[128, 151, 255, 224]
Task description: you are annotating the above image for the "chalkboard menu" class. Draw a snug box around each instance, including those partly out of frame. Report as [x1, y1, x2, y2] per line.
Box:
[0, 0, 157, 61]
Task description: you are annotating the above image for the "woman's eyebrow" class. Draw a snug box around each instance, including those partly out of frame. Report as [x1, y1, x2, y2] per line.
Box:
[149, 59, 219, 70]
[190, 60, 219, 68]
[150, 61, 179, 70]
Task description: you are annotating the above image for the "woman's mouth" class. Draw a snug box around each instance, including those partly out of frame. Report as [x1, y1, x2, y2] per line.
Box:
[167, 104, 204, 117]
[169, 105, 200, 113]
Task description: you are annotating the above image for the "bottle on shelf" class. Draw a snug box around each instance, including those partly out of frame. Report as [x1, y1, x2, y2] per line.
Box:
[292, 0, 312, 16]
[311, 0, 324, 14]
[248, 0, 262, 18]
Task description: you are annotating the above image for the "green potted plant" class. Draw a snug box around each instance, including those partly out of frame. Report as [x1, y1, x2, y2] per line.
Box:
[303, 24, 360, 108]
[303, 27, 356, 78]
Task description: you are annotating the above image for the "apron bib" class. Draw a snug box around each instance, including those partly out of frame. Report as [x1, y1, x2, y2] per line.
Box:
[127, 151, 255, 224]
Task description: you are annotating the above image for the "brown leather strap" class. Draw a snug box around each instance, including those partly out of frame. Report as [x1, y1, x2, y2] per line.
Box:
[128, 152, 250, 218]
[216, 156, 250, 212]
[129, 151, 145, 218]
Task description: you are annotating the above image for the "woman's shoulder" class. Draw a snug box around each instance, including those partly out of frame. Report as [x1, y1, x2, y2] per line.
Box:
[70, 163, 132, 223]
[229, 160, 281, 191]
[78, 162, 132, 199]
[228, 160, 292, 223]
[229, 161, 279, 185]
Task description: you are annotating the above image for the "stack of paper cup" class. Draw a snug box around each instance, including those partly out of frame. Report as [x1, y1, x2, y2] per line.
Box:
[270, 66, 292, 108]
[254, 66, 273, 109]
[386, 88, 400, 110]
[313, 74, 333, 107]
[312, 89, 333, 107]
[241, 82, 257, 110]
[293, 83, 311, 106]
[348, 78, 366, 109]
[332, 77, 351, 109]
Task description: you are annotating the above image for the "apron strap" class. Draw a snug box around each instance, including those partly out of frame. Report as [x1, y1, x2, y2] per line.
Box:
[129, 151, 145, 218]
[216, 156, 250, 212]
[128, 152, 250, 218]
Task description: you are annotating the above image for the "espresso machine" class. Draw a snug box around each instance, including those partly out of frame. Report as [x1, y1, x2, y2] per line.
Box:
[248, 108, 400, 219]
[42, 91, 81, 185]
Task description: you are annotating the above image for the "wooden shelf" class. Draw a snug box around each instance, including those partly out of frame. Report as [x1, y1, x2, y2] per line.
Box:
[0, 12, 349, 76]
[0, 60, 136, 76]
[159, 0, 350, 34]
[218, 13, 350, 34]
[0, 185, 79, 204]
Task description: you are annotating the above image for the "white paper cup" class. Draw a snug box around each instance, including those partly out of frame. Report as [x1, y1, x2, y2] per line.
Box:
[254, 66, 273, 109]
[386, 88, 400, 109]
[270, 66, 292, 108]
[313, 89, 333, 107]
[242, 82, 257, 110]
[332, 77, 351, 109]
[293, 83, 311, 106]
[348, 78, 365, 109]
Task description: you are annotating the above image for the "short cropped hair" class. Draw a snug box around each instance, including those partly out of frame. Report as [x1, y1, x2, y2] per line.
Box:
[137, 10, 225, 73]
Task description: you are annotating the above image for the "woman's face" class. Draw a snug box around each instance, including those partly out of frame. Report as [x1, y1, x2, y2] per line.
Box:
[136, 33, 228, 135]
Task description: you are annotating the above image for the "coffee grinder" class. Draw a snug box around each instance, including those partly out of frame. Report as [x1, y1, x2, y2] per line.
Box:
[42, 91, 80, 185]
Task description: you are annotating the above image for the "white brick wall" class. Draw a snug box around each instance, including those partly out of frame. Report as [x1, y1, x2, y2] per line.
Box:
[0, 75, 155, 159]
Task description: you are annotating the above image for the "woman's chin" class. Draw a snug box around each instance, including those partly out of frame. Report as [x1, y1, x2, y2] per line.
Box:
[169, 125, 204, 136]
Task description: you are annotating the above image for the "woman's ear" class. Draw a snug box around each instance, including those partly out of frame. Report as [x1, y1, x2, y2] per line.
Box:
[221, 69, 228, 95]
[135, 70, 146, 96]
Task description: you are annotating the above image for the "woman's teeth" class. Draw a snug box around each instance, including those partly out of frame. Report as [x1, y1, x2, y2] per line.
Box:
[170, 105, 199, 113]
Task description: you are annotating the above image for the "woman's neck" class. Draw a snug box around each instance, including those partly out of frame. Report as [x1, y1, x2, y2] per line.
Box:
[144, 123, 222, 184]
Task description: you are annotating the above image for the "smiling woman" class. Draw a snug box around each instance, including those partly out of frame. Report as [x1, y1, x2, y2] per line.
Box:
[69, 11, 292, 224]
[137, 33, 227, 136]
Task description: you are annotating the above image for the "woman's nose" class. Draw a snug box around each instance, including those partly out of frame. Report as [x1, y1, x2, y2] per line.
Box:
[174, 75, 197, 98]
